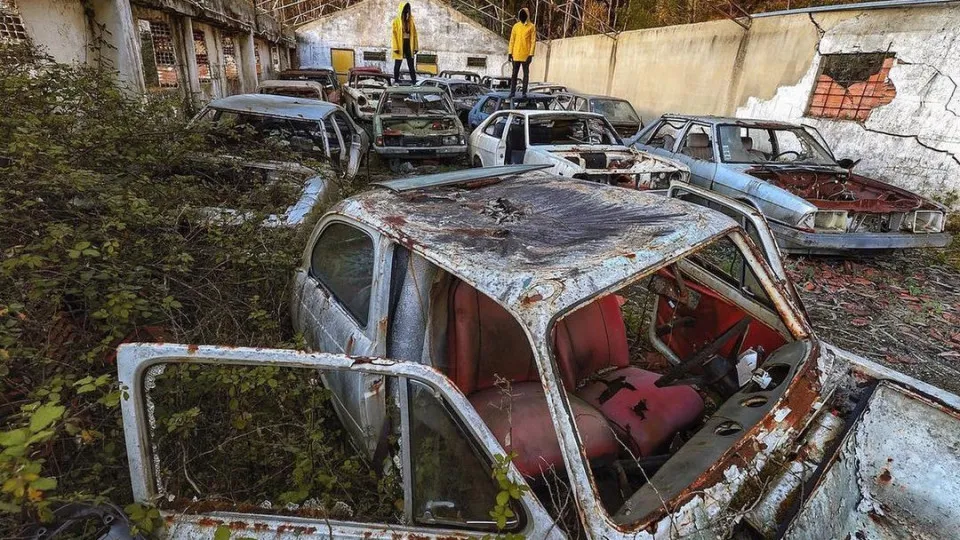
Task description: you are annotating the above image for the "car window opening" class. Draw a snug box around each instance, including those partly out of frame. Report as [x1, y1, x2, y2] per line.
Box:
[528, 117, 620, 146]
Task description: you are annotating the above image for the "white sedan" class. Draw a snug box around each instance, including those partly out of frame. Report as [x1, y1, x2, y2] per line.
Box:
[469, 110, 688, 189]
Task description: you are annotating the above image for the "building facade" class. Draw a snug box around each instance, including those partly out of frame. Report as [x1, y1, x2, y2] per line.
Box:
[1, 0, 296, 108]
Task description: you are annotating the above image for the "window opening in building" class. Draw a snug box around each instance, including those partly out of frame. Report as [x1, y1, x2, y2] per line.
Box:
[363, 50, 387, 62]
[193, 29, 210, 82]
[466, 56, 487, 68]
[271, 45, 280, 72]
[0, 0, 28, 44]
[222, 36, 239, 81]
[254, 46, 262, 77]
[137, 19, 178, 89]
[807, 53, 896, 121]
[417, 53, 438, 64]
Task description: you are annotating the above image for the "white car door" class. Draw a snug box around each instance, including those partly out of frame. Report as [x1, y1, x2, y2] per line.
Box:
[117, 343, 562, 539]
[474, 113, 510, 166]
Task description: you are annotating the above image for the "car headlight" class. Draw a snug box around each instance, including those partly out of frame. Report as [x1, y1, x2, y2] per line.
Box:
[813, 210, 848, 232]
[907, 210, 945, 233]
[443, 135, 460, 146]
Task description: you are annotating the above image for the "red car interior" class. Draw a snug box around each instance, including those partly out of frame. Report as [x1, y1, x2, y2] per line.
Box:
[654, 270, 787, 364]
[447, 279, 706, 475]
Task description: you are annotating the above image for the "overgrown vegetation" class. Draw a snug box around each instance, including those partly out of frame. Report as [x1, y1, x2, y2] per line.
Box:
[0, 44, 361, 537]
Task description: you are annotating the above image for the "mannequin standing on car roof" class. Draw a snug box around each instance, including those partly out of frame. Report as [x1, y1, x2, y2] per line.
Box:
[508, 8, 536, 97]
[391, 2, 419, 83]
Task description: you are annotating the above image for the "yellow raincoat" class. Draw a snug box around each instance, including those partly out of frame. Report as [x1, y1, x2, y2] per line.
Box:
[508, 8, 536, 63]
[391, 1, 419, 60]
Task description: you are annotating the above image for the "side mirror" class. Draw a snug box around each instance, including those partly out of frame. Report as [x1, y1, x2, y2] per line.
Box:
[836, 157, 860, 169]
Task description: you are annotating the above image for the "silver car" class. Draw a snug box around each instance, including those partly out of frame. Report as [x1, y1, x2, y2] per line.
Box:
[635, 115, 951, 254]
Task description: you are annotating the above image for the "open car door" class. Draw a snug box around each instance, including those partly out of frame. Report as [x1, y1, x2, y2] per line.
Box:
[118, 343, 559, 539]
[667, 181, 804, 301]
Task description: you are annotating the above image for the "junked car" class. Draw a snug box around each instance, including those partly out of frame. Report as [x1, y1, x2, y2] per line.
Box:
[470, 110, 686, 189]
[417, 77, 488, 124]
[343, 67, 392, 123]
[257, 79, 327, 101]
[119, 166, 960, 538]
[529, 83, 568, 95]
[438, 69, 482, 83]
[372, 86, 467, 162]
[552, 92, 644, 142]
[636, 115, 952, 253]
[480, 75, 511, 90]
[466, 91, 553, 130]
[278, 68, 343, 105]
[191, 94, 369, 179]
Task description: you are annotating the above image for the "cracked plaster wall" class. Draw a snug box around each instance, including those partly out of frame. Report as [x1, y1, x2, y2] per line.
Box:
[534, 4, 960, 205]
[738, 7, 960, 204]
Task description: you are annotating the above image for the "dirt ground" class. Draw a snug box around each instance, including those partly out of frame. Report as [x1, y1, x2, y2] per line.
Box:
[787, 246, 960, 395]
[365, 159, 960, 394]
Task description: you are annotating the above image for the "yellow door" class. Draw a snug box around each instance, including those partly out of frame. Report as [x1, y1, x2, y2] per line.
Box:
[330, 48, 355, 84]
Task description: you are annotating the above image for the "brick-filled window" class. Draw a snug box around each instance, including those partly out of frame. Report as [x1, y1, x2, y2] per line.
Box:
[807, 53, 896, 121]
[222, 36, 238, 81]
[193, 30, 210, 82]
[254, 47, 262, 77]
[138, 19, 178, 89]
[0, 0, 28, 44]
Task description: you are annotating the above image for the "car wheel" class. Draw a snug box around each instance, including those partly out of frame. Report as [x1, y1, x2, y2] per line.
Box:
[473, 156, 483, 168]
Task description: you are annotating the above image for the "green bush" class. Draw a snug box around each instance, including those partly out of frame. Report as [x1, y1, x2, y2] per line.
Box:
[0, 43, 344, 536]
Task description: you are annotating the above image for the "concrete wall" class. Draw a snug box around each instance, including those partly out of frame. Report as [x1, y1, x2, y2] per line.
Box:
[16, 0, 92, 65]
[533, 3, 960, 203]
[297, 0, 509, 77]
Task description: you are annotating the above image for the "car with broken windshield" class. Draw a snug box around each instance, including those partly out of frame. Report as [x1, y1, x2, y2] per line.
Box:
[277, 67, 343, 105]
[470, 110, 686, 189]
[343, 67, 392, 123]
[257, 79, 328, 101]
[552, 92, 644, 142]
[119, 165, 960, 539]
[417, 77, 489, 124]
[372, 86, 467, 162]
[192, 94, 369, 179]
[635, 114, 951, 253]
[438, 69, 482, 83]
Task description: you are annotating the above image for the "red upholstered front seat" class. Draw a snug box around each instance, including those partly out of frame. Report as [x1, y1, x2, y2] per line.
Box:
[447, 280, 618, 475]
[554, 295, 705, 457]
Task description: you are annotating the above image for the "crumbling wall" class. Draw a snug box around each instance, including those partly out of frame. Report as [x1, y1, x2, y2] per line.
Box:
[296, 0, 509, 76]
[533, 3, 960, 205]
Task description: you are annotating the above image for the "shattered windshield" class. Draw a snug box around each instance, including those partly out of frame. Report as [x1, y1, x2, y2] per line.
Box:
[451, 84, 487, 98]
[717, 124, 837, 166]
[259, 87, 324, 100]
[380, 91, 454, 116]
[592, 99, 641, 124]
[212, 110, 327, 159]
[528, 116, 621, 146]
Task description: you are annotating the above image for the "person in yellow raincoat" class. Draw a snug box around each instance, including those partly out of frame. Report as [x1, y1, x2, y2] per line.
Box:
[391, 1, 419, 83]
[508, 8, 536, 97]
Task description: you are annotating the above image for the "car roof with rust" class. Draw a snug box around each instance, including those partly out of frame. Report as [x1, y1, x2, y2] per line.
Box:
[205, 94, 338, 120]
[336, 169, 737, 317]
[659, 114, 802, 129]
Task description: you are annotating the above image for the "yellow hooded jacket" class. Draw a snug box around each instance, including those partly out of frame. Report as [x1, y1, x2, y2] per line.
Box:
[508, 9, 536, 63]
[391, 1, 419, 60]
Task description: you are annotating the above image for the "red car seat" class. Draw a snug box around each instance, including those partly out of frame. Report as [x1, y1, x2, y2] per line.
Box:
[554, 295, 704, 457]
[447, 280, 618, 476]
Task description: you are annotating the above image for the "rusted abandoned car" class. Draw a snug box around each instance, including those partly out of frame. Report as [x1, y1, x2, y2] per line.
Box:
[466, 91, 554, 130]
[191, 94, 369, 179]
[469, 110, 686, 189]
[636, 115, 952, 253]
[480, 75, 511, 90]
[119, 166, 960, 538]
[372, 86, 467, 162]
[529, 83, 568, 95]
[552, 92, 644, 142]
[438, 69, 482, 83]
[342, 67, 392, 122]
[257, 79, 327, 101]
[418, 77, 489, 124]
[278, 68, 343, 105]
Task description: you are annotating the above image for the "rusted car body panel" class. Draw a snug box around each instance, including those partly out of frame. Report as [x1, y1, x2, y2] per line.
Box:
[635, 115, 951, 254]
[469, 111, 688, 189]
[372, 87, 467, 160]
[121, 168, 960, 538]
[343, 68, 392, 123]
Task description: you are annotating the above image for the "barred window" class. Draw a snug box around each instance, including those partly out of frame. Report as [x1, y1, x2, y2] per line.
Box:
[222, 36, 238, 81]
[807, 53, 896, 121]
[0, 0, 27, 44]
[193, 30, 210, 82]
[138, 19, 178, 89]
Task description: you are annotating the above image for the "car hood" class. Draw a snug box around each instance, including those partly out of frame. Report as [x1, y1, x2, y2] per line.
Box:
[734, 163, 944, 213]
[533, 145, 684, 173]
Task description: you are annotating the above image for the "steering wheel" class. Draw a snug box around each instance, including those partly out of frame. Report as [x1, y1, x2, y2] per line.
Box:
[772, 150, 801, 162]
[655, 317, 751, 388]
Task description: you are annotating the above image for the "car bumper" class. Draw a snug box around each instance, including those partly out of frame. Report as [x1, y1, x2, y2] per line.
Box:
[770, 222, 953, 254]
[373, 145, 467, 158]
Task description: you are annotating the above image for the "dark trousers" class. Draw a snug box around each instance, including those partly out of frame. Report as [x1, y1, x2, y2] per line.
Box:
[509, 59, 530, 96]
[394, 39, 416, 82]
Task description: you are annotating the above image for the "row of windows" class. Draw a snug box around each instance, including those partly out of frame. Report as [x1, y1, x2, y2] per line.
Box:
[360, 49, 487, 68]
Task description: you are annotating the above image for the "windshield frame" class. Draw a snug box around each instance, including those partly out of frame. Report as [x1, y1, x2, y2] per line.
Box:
[209, 109, 331, 159]
[538, 227, 811, 535]
[717, 123, 839, 167]
[526, 114, 625, 147]
[590, 98, 641, 124]
[376, 90, 456, 117]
